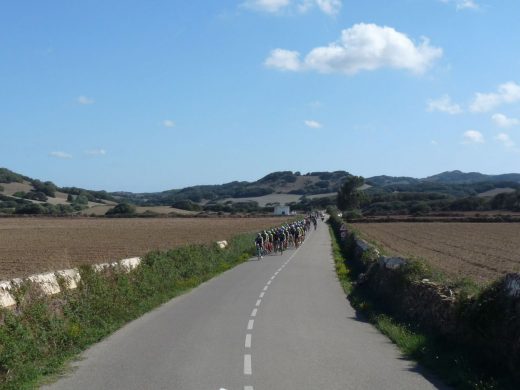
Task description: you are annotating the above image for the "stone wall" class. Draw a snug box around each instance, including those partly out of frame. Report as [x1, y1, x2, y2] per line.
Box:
[330, 216, 520, 380]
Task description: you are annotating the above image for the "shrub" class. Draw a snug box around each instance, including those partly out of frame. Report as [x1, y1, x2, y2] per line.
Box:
[105, 203, 136, 216]
[23, 191, 48, 202]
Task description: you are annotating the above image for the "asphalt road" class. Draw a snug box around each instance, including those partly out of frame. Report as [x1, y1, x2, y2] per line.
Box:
[43, 221, 445, 390]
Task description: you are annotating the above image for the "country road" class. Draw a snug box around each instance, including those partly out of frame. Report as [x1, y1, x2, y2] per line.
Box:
[43, 221, 445, 390]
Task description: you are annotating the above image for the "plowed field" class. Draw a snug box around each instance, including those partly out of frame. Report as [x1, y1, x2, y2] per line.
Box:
[0, 217, 290, 280]
[353, 223, 520, 283]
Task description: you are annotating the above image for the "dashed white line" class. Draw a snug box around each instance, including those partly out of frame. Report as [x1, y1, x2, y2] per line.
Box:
[267, 280, 271, 285]
[247, 319, 254, 330]
[244, 354, 252, 375]
[263, 286, 268, 291]
[259, 292, 265, 298]
[255, 299, 261, 307]
[245, 334, 252, 348]
[251, 308, 257, 317]
[245, 386, 254, 390]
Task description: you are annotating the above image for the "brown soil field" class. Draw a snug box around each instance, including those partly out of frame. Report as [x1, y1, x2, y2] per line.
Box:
[0, 217, 291, 280]
[352, 223, 520, 283]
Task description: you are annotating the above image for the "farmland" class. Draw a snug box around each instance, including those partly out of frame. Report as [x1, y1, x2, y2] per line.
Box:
[0, 217, 290, 280]
[352, 222, 520, 283]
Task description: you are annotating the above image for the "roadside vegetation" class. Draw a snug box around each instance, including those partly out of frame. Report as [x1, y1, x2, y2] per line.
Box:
[0, 234, 256, 390]
[328, 212, 518, 389]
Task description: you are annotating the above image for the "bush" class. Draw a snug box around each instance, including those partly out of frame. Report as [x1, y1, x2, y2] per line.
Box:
[32, 180, 57, 197]
[172, 200, 201, 211]
[105, 203, 136, 216]
[23, 191, 48, 202]
[15, 203, 45, 215]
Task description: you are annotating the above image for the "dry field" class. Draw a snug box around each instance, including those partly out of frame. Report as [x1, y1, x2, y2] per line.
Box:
[0, 217, 290, 280]
[353, 222, 520, 283]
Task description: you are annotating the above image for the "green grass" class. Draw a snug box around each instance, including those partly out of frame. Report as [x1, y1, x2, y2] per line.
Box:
[0, 233, 256, 390]
[327, 224, 515, 390]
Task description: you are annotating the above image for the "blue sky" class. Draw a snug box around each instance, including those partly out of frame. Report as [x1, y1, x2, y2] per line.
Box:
[1, 0, 519, 192]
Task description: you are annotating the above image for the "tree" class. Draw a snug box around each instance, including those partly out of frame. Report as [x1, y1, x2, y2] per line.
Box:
[337, 176, 365, 211]
[105, 203, 136, 216]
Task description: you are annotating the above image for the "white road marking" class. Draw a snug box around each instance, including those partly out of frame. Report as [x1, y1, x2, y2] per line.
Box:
[267, 281, 271, 285]
[245, 386, 254, 390]
[251, 308, 257, 317]
[255, 299, 261, 307]
[247, 319, 254, 330]
[259, 292, 265, 298]
[245, 334, 252, 348]
[263, 285, 268, 291]
[244, 354, 252, 375]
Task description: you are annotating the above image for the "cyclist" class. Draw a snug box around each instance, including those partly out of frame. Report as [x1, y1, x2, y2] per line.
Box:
[255, 233, 264, 260]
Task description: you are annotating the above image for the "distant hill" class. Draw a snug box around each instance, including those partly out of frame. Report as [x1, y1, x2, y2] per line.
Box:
[114, 171, 352, 206]
[2, 167, 520, 215]
[0, 167, 117, 216]
[365, 175, 418, 187]
[422, 170, 520, 184]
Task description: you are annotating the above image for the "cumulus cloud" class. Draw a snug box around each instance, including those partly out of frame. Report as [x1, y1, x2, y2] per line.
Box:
[463, 130, 484, 144]
[492, 113, 519, 128]
[244, 0, 341, 14]
[495, 133, 515, 148]
[265, 23, 442, 75]
[427, 95, 463, 114]
[85, 149, 107, 156]
[469, 82, 520, 112]
[304, 120, 323, 128]
[439, 0, 480, 10]
[77, 95, 95, 105]
[264, 49, 302, 71]
[162, 119, 176, 128]
[49, 151, 72, 159]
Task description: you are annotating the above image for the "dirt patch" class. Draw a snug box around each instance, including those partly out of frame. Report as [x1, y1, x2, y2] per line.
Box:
[1, 181, 33, 196]
[352, 222, 520, 283]
[0, 217, 291, 280]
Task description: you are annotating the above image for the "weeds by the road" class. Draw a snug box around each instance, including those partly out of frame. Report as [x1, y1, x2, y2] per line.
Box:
[0, 234, 255, 390]
[328, 225, 514, 390]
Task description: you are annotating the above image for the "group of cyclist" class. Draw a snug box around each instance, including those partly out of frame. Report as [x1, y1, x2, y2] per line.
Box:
[254, 213, 323, 260]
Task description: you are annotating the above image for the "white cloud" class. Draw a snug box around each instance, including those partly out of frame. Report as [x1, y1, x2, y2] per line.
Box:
[162, 119, 176, 128]
[85, 149, 107, 156]
[463, 130, 484, 144]
[77, 95, 95, 105]
[265, 49, 302, 71]
[495, 133, 515, 148]
[440, 0, 480, 10]
[265, 23, 442, 75]
[304, 120, 323, 128]
[492, 113, 519, 128]
[427, 95, 463, 114]
[469, 82, 520, 112]
[49, 151, 72, 159]
[314, 0, 342, 15]
[244, 0, 341, 15]
[242, 0, 291, 13]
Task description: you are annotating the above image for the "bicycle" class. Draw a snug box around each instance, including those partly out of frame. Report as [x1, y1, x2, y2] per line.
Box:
[256, 243, 263, 260]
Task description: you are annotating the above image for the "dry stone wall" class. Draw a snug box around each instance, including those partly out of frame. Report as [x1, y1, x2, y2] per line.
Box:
[329, 215, 520, 380]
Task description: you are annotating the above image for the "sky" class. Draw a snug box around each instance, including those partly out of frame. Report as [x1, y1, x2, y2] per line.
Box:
[1, 0, 519, 192]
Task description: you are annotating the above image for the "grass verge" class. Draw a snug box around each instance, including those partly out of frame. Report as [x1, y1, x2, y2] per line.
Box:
[0, 233, 256, 390]
[328, 225, 513, 390]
